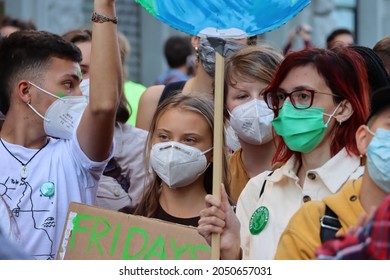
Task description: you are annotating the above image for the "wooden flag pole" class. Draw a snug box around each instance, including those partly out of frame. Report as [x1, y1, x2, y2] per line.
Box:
[211, 50, 225, 260]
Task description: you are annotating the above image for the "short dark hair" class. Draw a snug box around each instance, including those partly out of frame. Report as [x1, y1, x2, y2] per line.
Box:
[326, 28, 353, 48]
[164, 36, 193, 68]
[348, 45, 390, 93]
[367, 86, 390, 124]
[0, 30, 82, 115]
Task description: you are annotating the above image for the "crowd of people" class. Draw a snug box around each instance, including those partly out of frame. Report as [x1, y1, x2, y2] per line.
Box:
[0, 0, 390, 261]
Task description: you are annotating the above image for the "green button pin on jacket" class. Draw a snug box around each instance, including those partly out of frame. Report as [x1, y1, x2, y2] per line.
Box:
[249, 206, 269, 235]
[40, 182, 55, 198]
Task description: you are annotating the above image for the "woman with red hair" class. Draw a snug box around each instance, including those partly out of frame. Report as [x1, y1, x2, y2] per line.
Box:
[198, 47, 370, 260]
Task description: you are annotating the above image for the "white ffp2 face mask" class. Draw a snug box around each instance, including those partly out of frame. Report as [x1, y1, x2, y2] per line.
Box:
[27, 82, 87, 139]
[79, 79, 90, 97]
[43, 96, 88, 139]
[224, 123, 241, 152]
[229, 99, 274, 145]
[150, 141, 213, 189]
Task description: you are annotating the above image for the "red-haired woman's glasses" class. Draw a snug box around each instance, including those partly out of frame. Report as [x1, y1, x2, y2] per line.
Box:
[264, 88, 338, 110]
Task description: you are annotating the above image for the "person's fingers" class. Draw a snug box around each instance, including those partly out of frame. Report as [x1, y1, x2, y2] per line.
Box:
[199, 204, 225, 221]
[204, 184, 231, 213]
[204, 194, 222, 209]
[220, 183, 231, 209]
[198, 222, 225, 237]
[198, 225, 222, 245]
[198, 183, 232, 246]
[197, 217, 226, 246]
[198, 212, 226, 228]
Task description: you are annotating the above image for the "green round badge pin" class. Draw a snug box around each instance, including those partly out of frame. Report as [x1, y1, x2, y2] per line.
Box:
[249, 206, 269, 235]
[40, 182, 55, 198]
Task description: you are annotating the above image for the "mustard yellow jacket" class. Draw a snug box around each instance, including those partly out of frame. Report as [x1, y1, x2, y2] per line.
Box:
[275, 177, 364, 260]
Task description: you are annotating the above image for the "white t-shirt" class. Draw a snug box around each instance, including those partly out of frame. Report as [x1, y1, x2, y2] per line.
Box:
[0, 136, 111, 260]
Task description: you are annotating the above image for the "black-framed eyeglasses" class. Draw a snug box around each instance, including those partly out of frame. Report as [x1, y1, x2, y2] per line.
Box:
[264, 88, 338, 110]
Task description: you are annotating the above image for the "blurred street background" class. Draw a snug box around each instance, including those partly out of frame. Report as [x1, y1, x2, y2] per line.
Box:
[3, 0, 389, 87]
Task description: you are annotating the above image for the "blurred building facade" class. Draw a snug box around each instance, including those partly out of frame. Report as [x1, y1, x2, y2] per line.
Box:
[1, 0, 389, 87]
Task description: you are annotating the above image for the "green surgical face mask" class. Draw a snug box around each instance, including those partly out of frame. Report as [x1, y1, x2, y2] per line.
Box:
[272, 102, 341, 153]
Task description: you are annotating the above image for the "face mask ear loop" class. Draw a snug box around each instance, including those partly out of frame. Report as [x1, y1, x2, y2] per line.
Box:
[227, 108, 235, 121]
[202, 146, 214, 155]
[27, 102, 50, 122]
[324, 102, 342, 128]
[203, 161, 212, 173]
[28, 81, 62, 100]
[365, 125, 375, 136]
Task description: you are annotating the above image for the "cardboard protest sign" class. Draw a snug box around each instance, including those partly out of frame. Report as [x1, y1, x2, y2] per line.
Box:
[57, 202, 211, 260]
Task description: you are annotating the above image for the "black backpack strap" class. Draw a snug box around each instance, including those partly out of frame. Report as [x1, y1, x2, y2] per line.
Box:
[158, 81, 186, 106]
[320, 205, 341, 243]
[103, 158, 130, 193]
[233, 171, 274, 213]
[259, 171, 274, 198]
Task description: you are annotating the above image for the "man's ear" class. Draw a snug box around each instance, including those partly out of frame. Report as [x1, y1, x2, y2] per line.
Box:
[17, 80, 32, 104]
[335, 99, 354, 125]
[355, 124, 369, 155]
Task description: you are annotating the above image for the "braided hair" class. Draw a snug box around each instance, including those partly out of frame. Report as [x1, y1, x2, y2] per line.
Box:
[349, 45, 390, 94]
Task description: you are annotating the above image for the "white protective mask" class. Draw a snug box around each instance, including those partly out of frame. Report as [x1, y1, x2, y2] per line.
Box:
[224, 123, 241, 152]
[150, 141, 213, 189]
[27, 82, 87, 139]
[79, 79, 90, 97]
[229, 99, 274, 145]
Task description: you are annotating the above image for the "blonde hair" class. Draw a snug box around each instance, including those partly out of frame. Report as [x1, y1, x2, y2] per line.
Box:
[225, 44, 283, 87]
[223, 44, 284, 117]
[374, 36, 390, 74]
